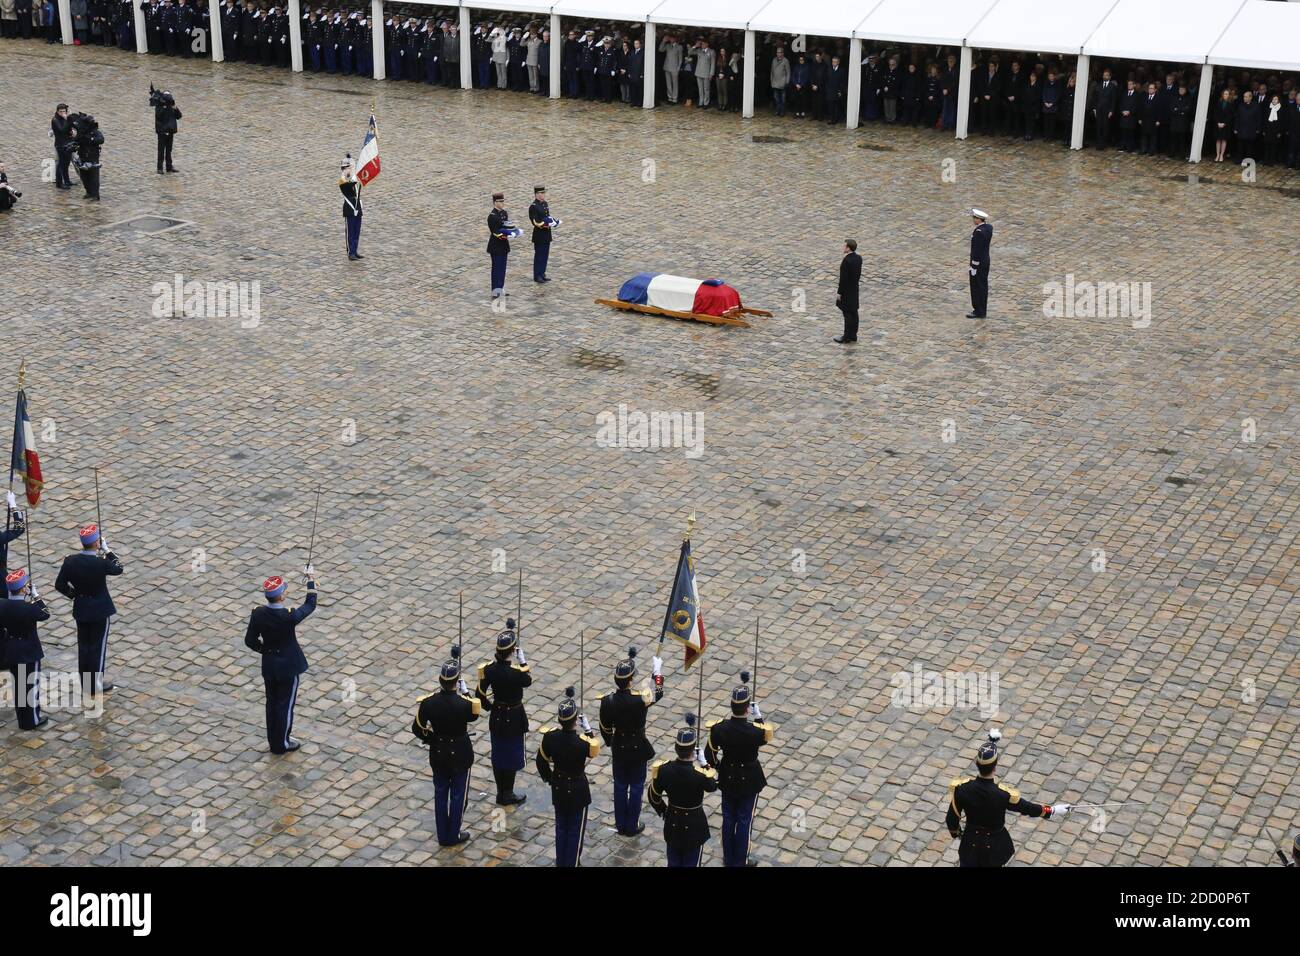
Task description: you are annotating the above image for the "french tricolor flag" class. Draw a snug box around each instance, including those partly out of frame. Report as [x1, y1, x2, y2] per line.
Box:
[617, 273, 743, 317]
[11, 386, 43, 509]
[356, 114, 381, 185]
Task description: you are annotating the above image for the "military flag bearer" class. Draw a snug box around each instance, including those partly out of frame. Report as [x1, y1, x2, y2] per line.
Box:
[535, 686, 601, 867]
[340, 155, 364, 261]
[648, 713, 718, 867]
[0, 568, 49, 730]
[476, 617, 531, 806]
[598, 647, 662, 836]
[243, 569, 317, 753]
[0, 492, 25, 579]
[54, 523, 123, 697]
[706, 671, 776, 867]
[412, 652, 480, 847]
[945, 730, 1070, 866]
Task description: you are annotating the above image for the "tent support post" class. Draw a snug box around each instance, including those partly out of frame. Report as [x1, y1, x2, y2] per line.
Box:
[550, 14, 562, 98]
[846, 37, 862, 130]
[742, 30, 755, 118]
[1071, 53, 1090, 150]
[643, 21, 656, 109]
[955, 45, 972, 140]
[1188, 61, 1214, 164]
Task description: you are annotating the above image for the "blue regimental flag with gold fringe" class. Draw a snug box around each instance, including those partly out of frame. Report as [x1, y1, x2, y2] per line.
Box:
[660, 537, 706, 669]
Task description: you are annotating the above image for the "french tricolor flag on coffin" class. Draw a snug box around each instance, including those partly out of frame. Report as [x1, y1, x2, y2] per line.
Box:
[617, 273, 743, 317]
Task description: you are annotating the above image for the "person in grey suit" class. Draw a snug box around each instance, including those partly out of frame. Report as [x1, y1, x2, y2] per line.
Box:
[659, 33, 683, 104]
[693, 39, 716, 109]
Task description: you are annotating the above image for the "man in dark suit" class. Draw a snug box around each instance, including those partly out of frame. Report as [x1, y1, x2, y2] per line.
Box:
[1091, 68, 1119, 149]
[967, 209, 992, 319]
[243, 570, 317, 754]
[54, 524, 123, 696]
[1139, 82, 1161, 155]
[835, 239, 862, 344]
[1118, 80, 1140, 152]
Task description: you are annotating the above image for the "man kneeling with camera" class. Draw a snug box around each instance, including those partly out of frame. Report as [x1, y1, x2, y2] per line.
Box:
[0, 163, 21, 212]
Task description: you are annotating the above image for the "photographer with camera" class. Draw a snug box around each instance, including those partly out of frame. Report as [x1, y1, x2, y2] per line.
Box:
[0, 164, 21, 213]
[50, 104, 75, 190]
[69, 113, 104, 201]
[150, 86, 181, 174]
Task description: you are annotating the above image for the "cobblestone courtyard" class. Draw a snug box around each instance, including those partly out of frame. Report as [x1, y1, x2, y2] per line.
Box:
[0, 39, 1297, 867]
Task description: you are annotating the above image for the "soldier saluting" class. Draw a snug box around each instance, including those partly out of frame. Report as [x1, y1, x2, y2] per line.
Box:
[412, 652, 480, 848]
[945, 730, 1070, 867]
[706, 671, 775, 867]
[597, 647, 662, 837]
[54, 523, 123, 697]
[475, 617, 531, 806]
[648, 713, 718, 867]
[535, 686, 601, 867]
[243, 568, 317, 754]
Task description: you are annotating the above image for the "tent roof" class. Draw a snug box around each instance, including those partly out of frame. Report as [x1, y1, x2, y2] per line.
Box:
[749, 0, 871, 39]
[467, 0, 556, 16]
[552, 0, 660, 21]
[1209, 0, 1300, 72]
[966, 0, 1120, 56]
[1083, 0, 1245, 64]
[649, 0, 763, 31]
[854, 0, 1001, 46]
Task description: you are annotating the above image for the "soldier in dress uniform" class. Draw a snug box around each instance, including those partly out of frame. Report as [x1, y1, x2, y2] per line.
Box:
[648, 713, 719, 867]
[54, 523, 123, 697]
[597, 647, 661, 836]
[0, 568, 49, 730]
[966, 208, 992, 319]
[706, 671, 775, 867]
[339, 155, 363, 261]
[945, 730, 1070, 867]
[528, 185, 554, 284]
[243, 568, 317, 754]
[535, 686, 601, 866]
[475, 617, 531, 806]
[411, 652, 480, 847]
[487, 192, 512, 299]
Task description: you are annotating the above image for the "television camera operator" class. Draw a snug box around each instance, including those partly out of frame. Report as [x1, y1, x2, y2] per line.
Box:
[150, 85, 182, 174]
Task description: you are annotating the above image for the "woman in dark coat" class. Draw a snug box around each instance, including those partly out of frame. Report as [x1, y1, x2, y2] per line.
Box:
[1020, 71, 1042, 140]
[1261, 94, 1285, 165]
[1213, 89, 1234, 161]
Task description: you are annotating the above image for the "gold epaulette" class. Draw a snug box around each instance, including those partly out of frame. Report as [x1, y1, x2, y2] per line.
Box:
[950, 776, 973, 814]
[650, 759, 666, 781]
[463, 695, 481, 716]
[697, 765, 718, 780]
[582, 734, 601, 758]
[756, 720, 777, 743]
[416, 692, 432, 703]
[706, 718, 723, 731]
[539, 725, 555, 735]
[477, 662, 489, 683]
[510, 663, 530, 673]
[997, 783, 1021, 803]
[597, 691, 610, 701]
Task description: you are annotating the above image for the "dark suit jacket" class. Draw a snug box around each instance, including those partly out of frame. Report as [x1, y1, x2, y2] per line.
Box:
[244, 589, 315, 680]
[838, 252, 862, 310]
[55, 551, 123, 622]
[0, 597, 48, 666]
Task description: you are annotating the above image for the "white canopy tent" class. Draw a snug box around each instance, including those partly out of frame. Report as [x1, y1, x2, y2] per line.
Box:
[749, 0, 864, 39]
[648, 0, 759, 32]
[551, 0, 660, 99]
[1209, 0, 1300, 73]
[853, 0, 999, 47]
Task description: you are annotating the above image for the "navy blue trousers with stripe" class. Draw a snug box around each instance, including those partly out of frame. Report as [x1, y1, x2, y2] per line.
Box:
[76, 618, 110, 693]
[9, 661, 42, 729]
[612, 761, 646, 834]
[433, 768, 471, 846]
[666, 844, 704, 868]
[555, 806, 588, 867]
[720, 792, 759, 867]
[264, 674, 299, 754]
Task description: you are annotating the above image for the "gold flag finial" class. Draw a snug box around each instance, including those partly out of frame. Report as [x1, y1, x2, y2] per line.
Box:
[684, 509, 696, 541]
[17, 359, 26, 389]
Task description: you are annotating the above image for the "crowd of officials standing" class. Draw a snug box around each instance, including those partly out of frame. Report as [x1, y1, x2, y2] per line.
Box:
[3, 2, 1298, 168]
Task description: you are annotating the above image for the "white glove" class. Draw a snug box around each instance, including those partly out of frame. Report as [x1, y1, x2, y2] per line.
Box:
[1049, 803, 1071, 818]
[304, 563, 315, 579]
[651, 655, 663, 677]
[578, 714, 593, 735]
[457, 677, 468, 696]
[694, 746, 707, 768]
[749, 702, 762, 721]
[98, 539, 111, 554]
[515, 647, 527, 666]
[970, 267, 977, 276]
[5, 491, 16, 510]
[28, 583, 39, 600]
